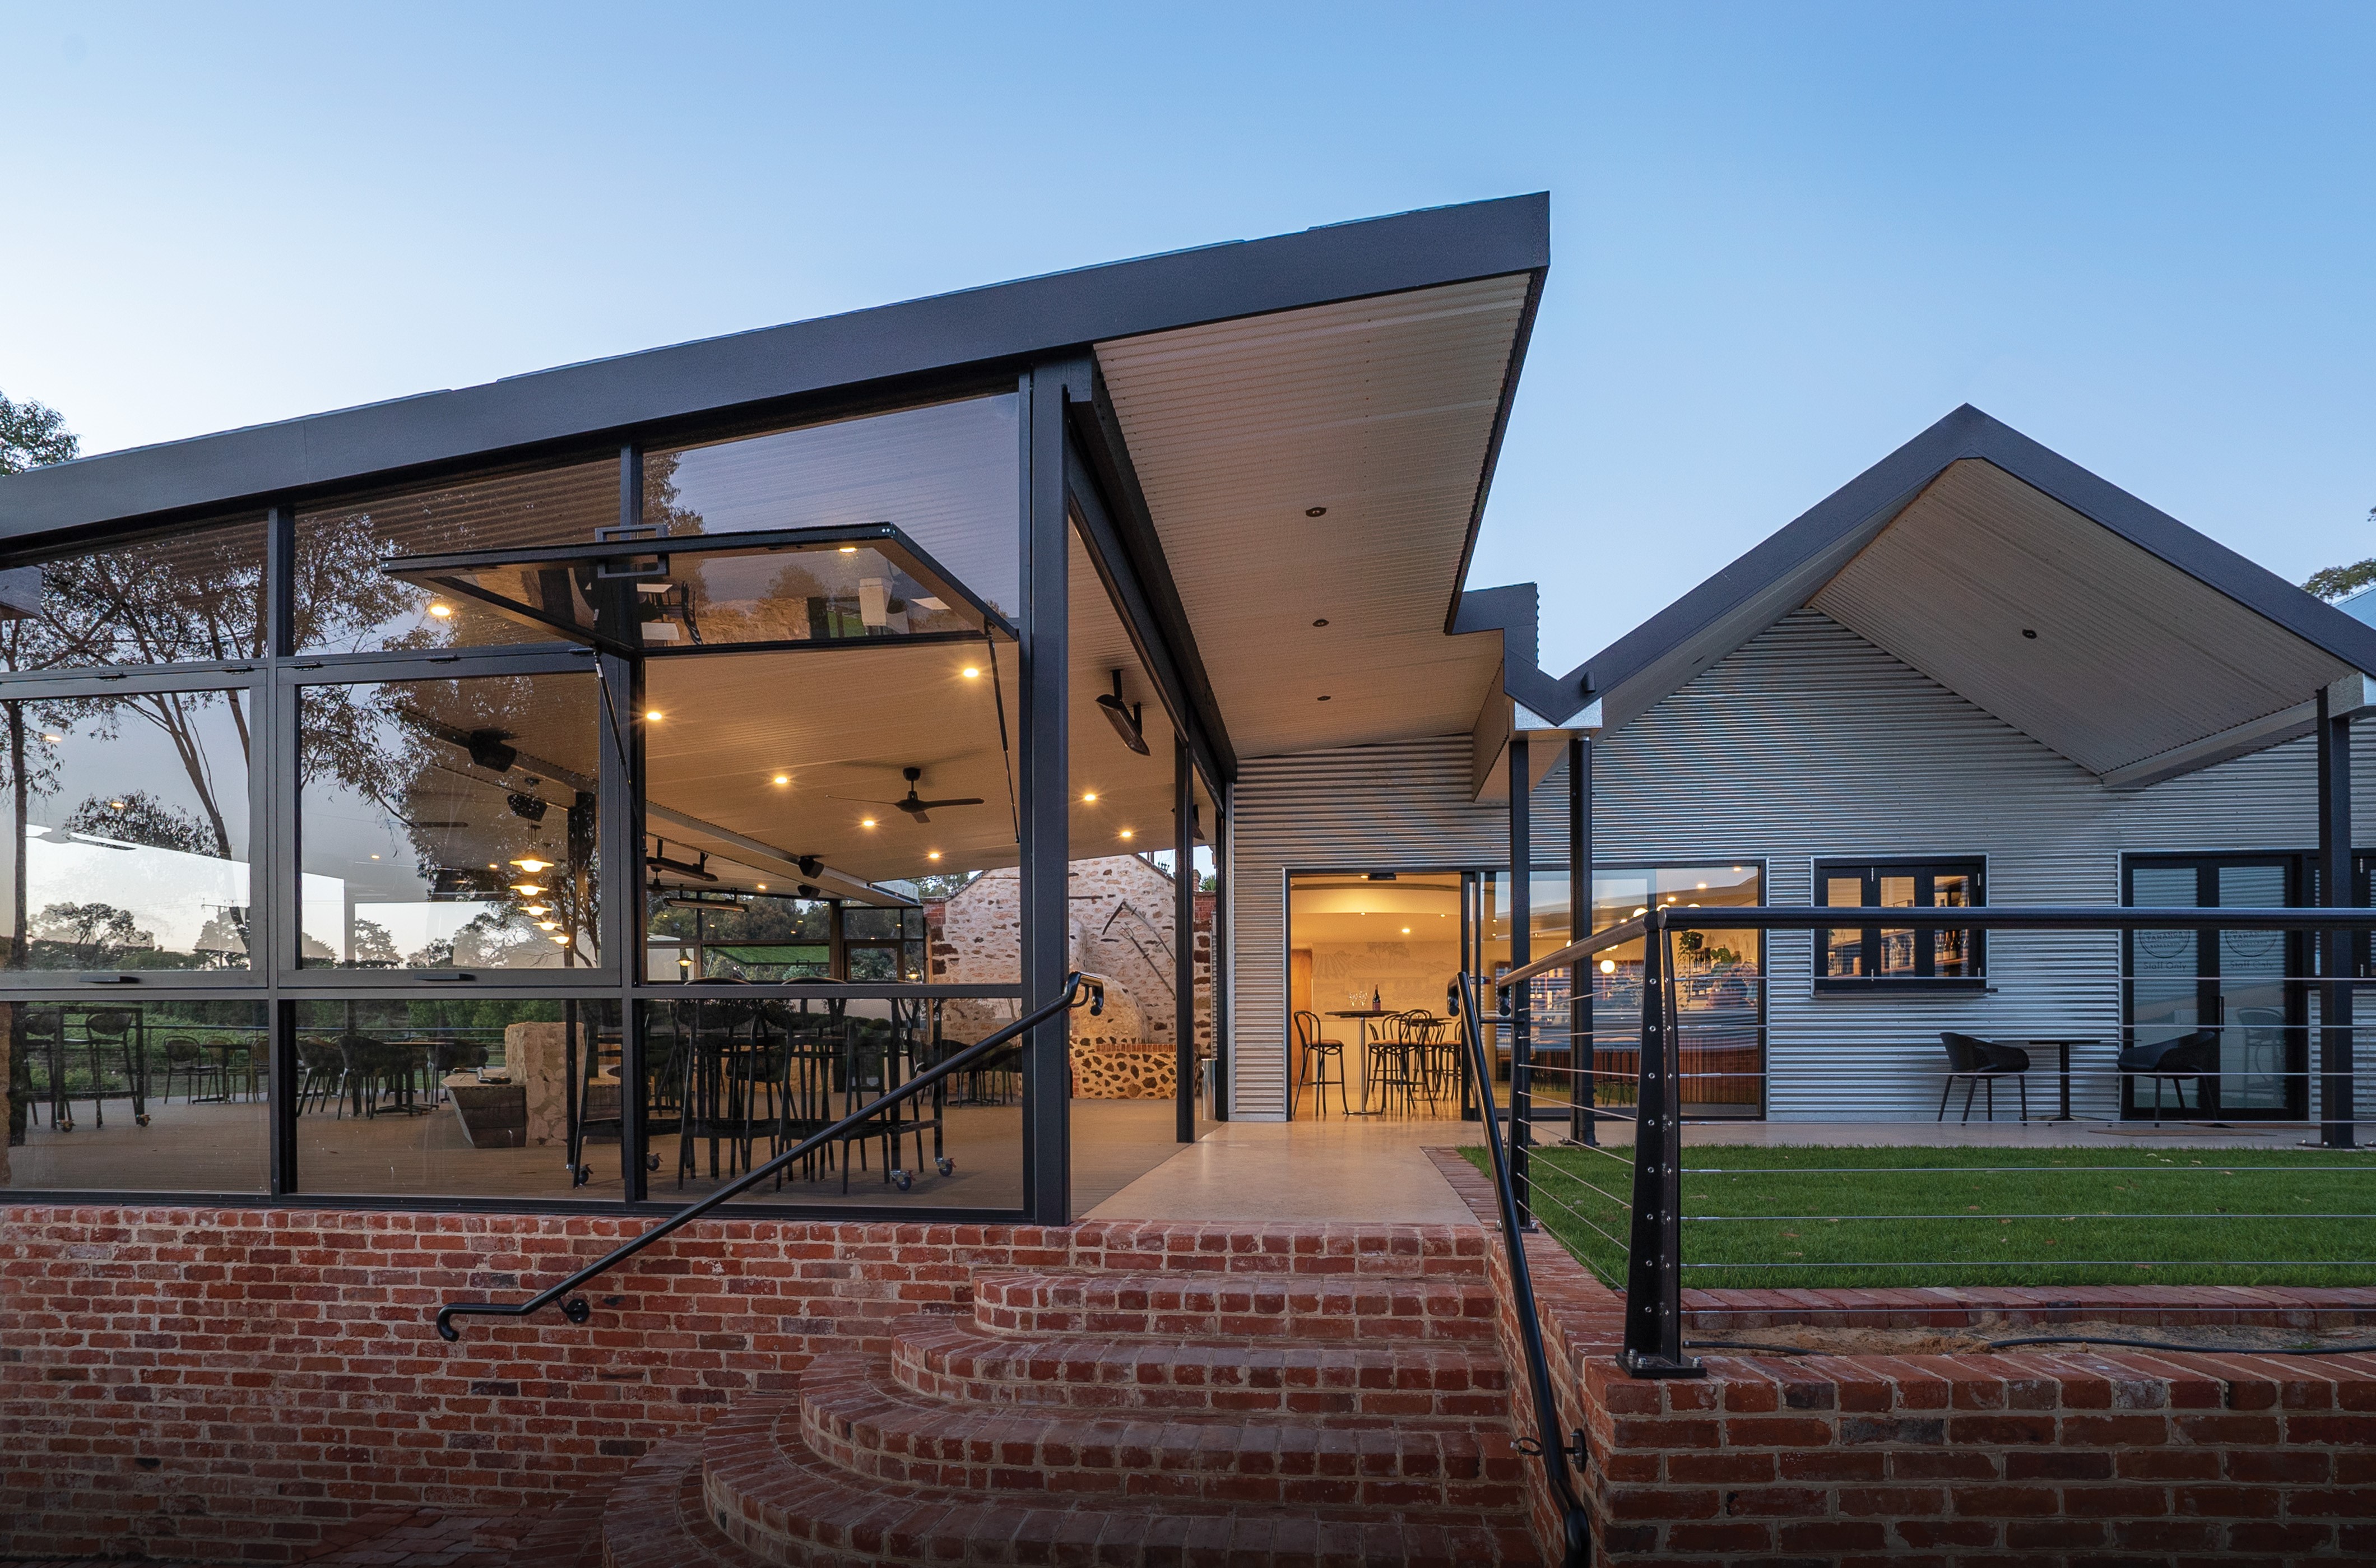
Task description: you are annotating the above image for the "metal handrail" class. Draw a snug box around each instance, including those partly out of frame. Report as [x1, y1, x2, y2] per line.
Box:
[1454, 971, 1591, 1568]
[435, 973, 1100, 1342]
[1500, 904, 2376, 991]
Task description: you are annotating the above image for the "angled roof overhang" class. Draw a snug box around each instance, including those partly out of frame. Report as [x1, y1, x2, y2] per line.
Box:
[1470, 405, 2376, 791]
[0, 195, 1548, 552]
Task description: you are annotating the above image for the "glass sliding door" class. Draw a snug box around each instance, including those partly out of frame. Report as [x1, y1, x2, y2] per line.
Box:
[2124, 855, 2307, 1121]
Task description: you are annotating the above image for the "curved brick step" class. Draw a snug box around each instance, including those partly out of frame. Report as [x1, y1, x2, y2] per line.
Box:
[970, 1270, 1498, 1342]
[889, 1313, 1509, 1417]
[599, 1436, 773, 1568]
[799, 1351, 1526, 1511]
[704, 1392, 1543, 1567]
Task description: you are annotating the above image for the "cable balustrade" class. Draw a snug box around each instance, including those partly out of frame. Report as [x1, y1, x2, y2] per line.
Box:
[1484, 906, 2376, 1377]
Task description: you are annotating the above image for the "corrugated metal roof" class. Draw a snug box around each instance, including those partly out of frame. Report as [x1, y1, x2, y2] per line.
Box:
[1096, 276, 1529, 763]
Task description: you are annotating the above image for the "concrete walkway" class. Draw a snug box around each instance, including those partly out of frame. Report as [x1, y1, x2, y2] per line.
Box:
[1082, 1115, 1486, 1224]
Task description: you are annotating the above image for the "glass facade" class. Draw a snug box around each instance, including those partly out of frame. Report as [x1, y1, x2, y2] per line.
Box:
[645, 395, 1020, 621]
[295, 460, 620, 653]
[0, 517, 267, 669]
[297, 673, 602, 969]
[0, 382, 1054, 1214]
[0, 692, 254, 973]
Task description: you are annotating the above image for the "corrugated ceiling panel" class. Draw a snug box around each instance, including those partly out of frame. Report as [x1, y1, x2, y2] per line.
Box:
[1097, 277, 1529, 760]
[1813, 461, 2349, 776]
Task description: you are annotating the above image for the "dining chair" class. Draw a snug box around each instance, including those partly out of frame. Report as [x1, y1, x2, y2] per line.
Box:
[2115, 1028, 2221, 1124]
[1292, 1010, 1346, 1117]
[160, 1037, 225, 1103]
[80, 1009, 150, 1128]
[1937, 1032, 2031, 1122]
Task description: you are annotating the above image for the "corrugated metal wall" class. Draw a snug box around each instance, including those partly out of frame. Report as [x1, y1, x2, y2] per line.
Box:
[1227, 737, 1552, 1118]
[1227, 609, 2376, 1122]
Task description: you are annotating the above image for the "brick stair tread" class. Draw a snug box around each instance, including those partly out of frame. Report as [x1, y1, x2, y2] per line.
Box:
[704, 1395, 1543, 1567]
[889, 1314, 1507, 1416]
[799, 1352, 1526, 1509]
[601, 1437, 774, 1568]
[969, 1270, 1498, 1342]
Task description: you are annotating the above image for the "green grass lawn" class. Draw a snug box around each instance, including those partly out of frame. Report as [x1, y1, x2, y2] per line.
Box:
[1464, 1143, 2376, 1291]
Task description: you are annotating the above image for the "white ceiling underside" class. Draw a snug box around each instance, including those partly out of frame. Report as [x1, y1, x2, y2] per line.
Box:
[1095, 275, 1530, 760]
[1811, 460, 2352, 778]
[639, 528, 1199, 897]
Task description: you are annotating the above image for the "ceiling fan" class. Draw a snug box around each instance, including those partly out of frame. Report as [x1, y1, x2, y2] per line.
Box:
[834, 766, 983, 824]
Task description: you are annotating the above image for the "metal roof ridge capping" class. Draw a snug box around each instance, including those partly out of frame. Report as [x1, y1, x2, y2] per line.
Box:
[0, 194, 1551, 542]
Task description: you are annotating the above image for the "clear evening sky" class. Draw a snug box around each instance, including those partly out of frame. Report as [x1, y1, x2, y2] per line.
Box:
[6, 2, 2372, 676]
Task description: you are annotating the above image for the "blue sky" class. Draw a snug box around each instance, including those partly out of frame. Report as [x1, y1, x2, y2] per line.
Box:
[6, 2, 2373, 674]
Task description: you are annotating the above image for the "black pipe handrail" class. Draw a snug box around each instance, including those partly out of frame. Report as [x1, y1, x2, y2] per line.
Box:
[1498, 904, 2376, 991]
[435, 974, 1099, 1342]
[1453, 971, 1590, 1568]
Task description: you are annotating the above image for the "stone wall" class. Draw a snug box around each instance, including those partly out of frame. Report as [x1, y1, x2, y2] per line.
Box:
[927, 856, 1213, 1054]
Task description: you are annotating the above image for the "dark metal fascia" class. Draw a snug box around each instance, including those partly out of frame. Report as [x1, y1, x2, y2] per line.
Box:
[1065, 373, 1237, 787]
[1441, 261, 1551, 636]
[0, 195, 1553, 544]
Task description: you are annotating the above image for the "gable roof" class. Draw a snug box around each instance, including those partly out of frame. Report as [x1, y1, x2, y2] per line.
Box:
[1469, 405, 2376, 788]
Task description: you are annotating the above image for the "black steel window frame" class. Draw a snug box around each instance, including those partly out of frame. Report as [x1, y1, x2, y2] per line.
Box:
[1813, 855, 1987, 992]
[0, 372, 1073, 1223]
[2120, 850, 2314, 1122]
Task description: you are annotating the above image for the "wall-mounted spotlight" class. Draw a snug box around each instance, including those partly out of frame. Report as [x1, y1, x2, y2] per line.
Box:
[1097, 670, 1149, 755]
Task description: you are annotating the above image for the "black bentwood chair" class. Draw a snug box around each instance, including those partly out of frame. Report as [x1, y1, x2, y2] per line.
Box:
[1292, 1010, 1346, 1119]
[2117, 1028, 2222, 1124]
[1937, 1032, 2031, 1123]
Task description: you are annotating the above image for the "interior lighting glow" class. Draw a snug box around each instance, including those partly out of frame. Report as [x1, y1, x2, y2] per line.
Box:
[1600, 959, 1617, 975]
[108, 799, 126, 809]
[38, 733, 59, 744]
[644, 709, 664, 722]
[838, 545, 858, 554]
[523, 904, 549, 916]
[536, 920, 559, 931]
[512, 883, 545, 896]
[1401, 927, 1411, 935]
[550, 934, 569, 945]
[861, 818, 877, 828]
[512, 857, 551, 873]
[927, 851, 942, 861]
[772, 773, 790, 785]
[755, 883, 767, 891]
[1119, 828, 1135, 839]
[1081, 792, 1098, 803]
[960, 666, 981, 679]
[428, 603, 454, 619]
[369, 853, 380, 860]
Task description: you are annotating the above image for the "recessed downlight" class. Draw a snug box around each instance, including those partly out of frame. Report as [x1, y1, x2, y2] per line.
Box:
[1312, 618, 1329, 628]
[1305, 506, 1327, 518]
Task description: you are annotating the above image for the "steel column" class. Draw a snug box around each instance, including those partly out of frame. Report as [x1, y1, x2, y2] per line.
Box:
[2318, 688, 2356, 1148]
[1509, 735, 1531, 1226]
[1020, 362, 1083, 1222]
[1569, 734, 1594, 1147]
[264, 503, 296, 1195]
[1175, 736, 1195, 1143]
[1619, 913, 1701, 1378]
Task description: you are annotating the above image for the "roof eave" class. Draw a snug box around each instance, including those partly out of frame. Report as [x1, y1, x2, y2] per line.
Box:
[0, 194, 1552, 542]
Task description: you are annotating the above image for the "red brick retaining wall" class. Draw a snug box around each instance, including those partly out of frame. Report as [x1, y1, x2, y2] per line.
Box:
[0, 1204, 1485, 1563]
[1434, 1148, 2376, 1564]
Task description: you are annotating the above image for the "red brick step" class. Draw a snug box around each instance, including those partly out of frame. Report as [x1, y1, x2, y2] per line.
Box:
[889, 1314, 1508, 1416]
[692, 1390, 1543, 1566]
[797, 1351, 1526, 1511]
[969, 1270, 1498, 1342]
[598, 1437, 768, 1568]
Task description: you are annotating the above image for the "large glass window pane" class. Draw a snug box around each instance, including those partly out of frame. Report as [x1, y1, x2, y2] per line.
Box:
[295, 459, 619, 653]
[0, 693, 253, 973]
[293, 997, 620, 1199]
[298, 672, 601, 969]
[1877, 873, 1918, 975]
[0, 517, 266, 670]
[4, 1000, 270, 1192]
[646, 396, 1020, 621]
[1584, 864, 1763, 1117]
[639, 993, 1023, 1210]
